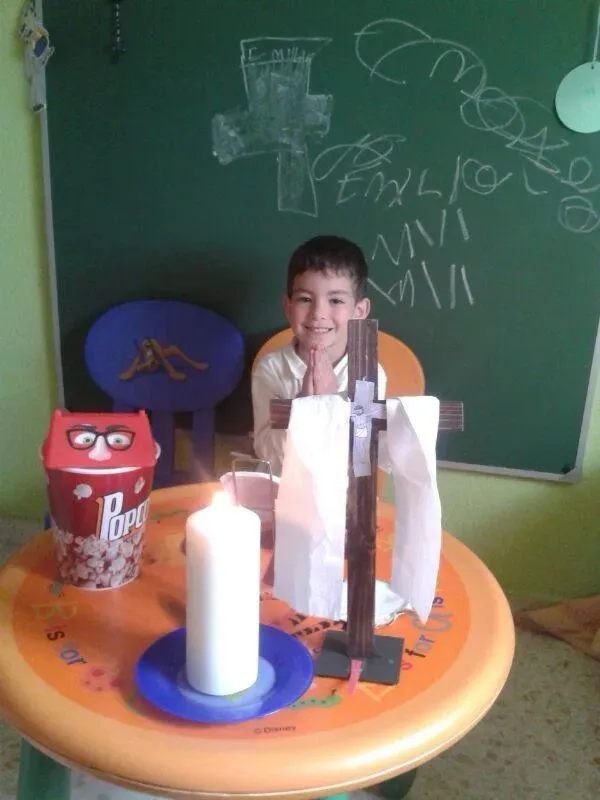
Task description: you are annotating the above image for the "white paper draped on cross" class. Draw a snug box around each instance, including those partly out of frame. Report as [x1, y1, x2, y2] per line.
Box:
[273, 393, 442, 623]
[273, 395, 350, 620]
[380, 397, 442, 622]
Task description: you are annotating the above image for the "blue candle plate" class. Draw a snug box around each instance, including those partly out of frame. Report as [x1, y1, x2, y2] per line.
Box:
[135, 624, 314, 723]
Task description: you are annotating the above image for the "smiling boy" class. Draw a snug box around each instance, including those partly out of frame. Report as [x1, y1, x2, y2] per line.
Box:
[252, 235, 387, 473]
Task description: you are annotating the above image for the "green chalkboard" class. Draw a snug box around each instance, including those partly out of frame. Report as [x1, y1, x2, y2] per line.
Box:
[43, 0, 600, 478]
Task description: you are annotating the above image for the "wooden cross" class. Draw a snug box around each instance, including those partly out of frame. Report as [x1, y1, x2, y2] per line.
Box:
[270, 319, 463, 683]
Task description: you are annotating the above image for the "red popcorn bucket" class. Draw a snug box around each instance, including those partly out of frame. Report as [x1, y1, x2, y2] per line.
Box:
[41, 410, 160, 590]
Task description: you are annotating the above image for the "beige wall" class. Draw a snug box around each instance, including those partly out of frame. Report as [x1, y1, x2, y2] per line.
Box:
[1, 2, 598, 601]
[0, 1, 56, 520]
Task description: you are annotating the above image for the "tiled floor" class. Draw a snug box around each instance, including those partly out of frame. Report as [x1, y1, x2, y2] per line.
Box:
[0, 517, 598, 800]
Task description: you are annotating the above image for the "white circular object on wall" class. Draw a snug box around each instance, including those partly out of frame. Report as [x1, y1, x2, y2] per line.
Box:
[556, 62, 600, 133]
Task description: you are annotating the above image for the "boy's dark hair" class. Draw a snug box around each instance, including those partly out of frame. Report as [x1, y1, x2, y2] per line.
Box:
[286, 235, 368, 300]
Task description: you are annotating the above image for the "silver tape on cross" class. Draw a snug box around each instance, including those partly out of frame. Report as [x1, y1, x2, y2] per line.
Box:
[350, 380, 386, 477]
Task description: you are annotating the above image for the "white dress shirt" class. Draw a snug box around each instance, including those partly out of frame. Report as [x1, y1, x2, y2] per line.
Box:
[251, 341, 387, 474]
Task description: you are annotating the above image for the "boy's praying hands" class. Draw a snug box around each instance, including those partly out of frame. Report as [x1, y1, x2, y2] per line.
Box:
[300, 347, 337, 396]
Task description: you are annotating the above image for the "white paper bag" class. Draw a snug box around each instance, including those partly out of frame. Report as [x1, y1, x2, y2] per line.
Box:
[383, 397, 441, 623]
[273, 395, 349, 619]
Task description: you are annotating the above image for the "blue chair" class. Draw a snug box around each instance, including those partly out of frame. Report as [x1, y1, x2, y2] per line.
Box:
[84, 300, 244, 487]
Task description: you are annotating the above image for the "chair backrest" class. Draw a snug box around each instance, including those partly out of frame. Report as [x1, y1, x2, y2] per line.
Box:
[85, 300, 245, 411]
[254, 327, 425, 396]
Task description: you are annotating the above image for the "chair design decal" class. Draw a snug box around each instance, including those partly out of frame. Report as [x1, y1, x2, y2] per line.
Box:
[85, 299, 245, 487]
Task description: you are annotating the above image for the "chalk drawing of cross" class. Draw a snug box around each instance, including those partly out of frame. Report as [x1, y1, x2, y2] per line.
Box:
[212, 37, 333, 217]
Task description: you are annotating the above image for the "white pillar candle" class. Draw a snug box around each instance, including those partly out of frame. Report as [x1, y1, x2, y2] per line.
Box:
[185, 491, 261, 695]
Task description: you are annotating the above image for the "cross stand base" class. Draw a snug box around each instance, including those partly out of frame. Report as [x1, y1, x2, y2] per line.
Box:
[314, 630, 405, 685]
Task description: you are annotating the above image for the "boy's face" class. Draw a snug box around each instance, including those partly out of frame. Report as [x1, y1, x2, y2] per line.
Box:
[283, 269, 370, 362]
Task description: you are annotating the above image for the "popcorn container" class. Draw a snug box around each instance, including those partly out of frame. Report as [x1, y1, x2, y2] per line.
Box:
[41, 409, 160, 590]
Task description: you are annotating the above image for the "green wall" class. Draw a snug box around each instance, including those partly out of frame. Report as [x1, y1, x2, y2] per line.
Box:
[437, 425, 600, 603]
[1, 2, 598, 603]
[0, 1, 55, 519]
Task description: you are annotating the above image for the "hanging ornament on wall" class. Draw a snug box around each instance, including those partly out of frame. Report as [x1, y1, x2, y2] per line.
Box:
[17, 1, 55, 113]
[109, 0, 126, 62]
[555, 2, 600, 133]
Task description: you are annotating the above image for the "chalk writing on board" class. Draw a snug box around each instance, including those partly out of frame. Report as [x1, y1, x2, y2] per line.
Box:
[212, 37, 333, 216]
[312, 133, 407, 205]
[456, 208, 469, 241]
[557, 195, 600, 235]
[310, 126, 484, 308]
[354, 18, 600, 234]
[455, 157, 512, 199]
[368, 261, 474, 310]
[370, 214, 469, 264]
[313, 135, 512, 213]
[522, 168, 548, 197]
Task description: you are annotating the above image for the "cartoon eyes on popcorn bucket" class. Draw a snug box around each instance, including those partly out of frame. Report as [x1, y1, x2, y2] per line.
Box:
[41, 410, 160, 590]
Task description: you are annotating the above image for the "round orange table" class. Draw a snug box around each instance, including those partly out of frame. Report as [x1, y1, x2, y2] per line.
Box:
[0, 483, 514, 799]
